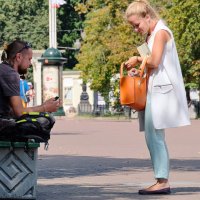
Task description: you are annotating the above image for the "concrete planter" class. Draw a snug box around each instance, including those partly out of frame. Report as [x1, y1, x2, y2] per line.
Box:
[0, 142, 40, 199]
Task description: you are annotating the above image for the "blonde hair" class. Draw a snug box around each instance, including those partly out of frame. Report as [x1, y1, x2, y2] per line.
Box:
[125, 0, 159, 20]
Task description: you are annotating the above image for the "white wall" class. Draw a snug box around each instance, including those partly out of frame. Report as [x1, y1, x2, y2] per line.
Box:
[32, 50, 43, 105]
[62, 70, 94, 114]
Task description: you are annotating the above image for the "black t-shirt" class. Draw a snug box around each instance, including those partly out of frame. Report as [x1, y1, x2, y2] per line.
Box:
[0, 63, 20, 116]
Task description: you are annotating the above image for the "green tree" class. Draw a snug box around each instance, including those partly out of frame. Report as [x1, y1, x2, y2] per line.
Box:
[57, 0, 86, 69]
[0, 0, 49, 49]
[76, 0, 200, 102]
[0, 0, 85, 74]
[162, 0, 200, 90]
[76, 0, 144, 100]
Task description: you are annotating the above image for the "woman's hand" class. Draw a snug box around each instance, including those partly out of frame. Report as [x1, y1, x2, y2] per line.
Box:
[128, 68, 140, 77]
[125, 56, 139, 69]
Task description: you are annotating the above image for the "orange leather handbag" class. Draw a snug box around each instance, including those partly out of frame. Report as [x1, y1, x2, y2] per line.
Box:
[120, 57, 148, 111]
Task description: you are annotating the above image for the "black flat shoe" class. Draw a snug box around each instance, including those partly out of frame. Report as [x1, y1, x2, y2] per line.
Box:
[138, 187, 171, 195]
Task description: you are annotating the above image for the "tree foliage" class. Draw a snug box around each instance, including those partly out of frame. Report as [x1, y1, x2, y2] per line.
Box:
[76, 0, 200, 102]
[0, 0, 85, 69]
[0, 0, 199, 98]
[76, 0, 144, 99]
[162, 0, 200, 89]
[0, 0, 49, 49]
[57, 0, 85, 69]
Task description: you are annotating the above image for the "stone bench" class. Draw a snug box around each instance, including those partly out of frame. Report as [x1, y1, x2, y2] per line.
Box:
[0, 141, 40, 200]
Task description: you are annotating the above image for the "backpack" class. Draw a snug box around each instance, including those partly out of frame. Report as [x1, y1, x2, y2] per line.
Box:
[15, 112, 55, 145]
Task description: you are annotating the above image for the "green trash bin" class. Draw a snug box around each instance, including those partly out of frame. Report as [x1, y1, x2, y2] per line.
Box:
[0, 141, 40, 200]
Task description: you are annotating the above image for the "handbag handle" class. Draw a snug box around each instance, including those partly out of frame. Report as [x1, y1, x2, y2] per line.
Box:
[120, 56, 148, 79]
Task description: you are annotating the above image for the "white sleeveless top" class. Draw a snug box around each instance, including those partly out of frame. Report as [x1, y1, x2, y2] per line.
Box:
[146, 20, 190, 129]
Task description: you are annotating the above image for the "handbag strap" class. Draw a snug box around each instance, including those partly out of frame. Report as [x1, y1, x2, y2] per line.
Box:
[139, 56, 148, 79]
[120, 63, 125, 78]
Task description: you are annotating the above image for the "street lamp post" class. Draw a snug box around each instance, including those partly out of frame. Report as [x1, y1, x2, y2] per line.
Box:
[49, 0, 57, 48]
[38, 48, 67, 116]
[38, 0, 66, 116]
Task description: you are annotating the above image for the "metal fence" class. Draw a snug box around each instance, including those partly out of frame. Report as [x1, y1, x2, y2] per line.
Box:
[78, 101, 200, 119]
[78, 104, 137, 119]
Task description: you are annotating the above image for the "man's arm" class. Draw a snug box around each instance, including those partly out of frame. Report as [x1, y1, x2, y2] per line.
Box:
[9, 96, 60, 117]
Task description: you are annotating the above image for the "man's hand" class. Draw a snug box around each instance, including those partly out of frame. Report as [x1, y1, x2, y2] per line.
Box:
[9, 96, 63, 117]
[42, 97, 62, 112]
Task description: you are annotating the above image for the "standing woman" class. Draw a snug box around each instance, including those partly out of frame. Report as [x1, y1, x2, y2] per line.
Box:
[125, 0, 190, 195]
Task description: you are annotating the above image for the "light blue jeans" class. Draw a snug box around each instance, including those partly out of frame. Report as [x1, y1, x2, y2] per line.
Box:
[144, 94, 169, 179]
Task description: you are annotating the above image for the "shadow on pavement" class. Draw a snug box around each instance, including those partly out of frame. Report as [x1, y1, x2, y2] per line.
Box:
[36, 155, 200, 199]
[38, 155, 200, 179]
[172, 187, 200, 195]
[37, 185, 200, 200]
[38, 155, 152, 179]
[37, 184, 162, 200]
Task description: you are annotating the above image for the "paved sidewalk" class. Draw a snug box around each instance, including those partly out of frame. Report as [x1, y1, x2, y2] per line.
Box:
[37, 118, 200, 200]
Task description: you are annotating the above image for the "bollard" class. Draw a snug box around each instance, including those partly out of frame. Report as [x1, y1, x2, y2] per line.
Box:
[0, 141, 40, 200]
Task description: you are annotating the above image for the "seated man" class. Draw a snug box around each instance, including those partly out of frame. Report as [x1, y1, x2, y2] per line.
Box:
[0, 40, 61, 138]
